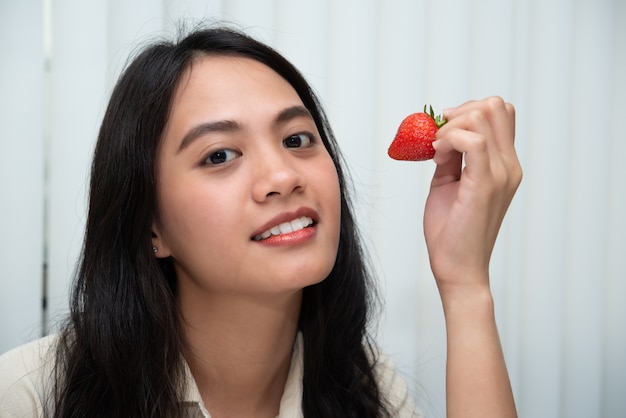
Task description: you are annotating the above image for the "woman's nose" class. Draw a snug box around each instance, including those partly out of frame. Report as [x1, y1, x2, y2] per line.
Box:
[251, 148, 306, 202]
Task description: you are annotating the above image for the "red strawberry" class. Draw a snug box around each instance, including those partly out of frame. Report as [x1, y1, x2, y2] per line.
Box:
[387, 105, 447, 161]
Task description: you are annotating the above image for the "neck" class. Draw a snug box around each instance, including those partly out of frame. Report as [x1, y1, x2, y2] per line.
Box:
[179, 289, 302, 417]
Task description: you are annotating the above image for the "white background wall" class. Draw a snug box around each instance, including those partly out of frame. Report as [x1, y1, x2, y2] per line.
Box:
[1, 1, 624, 417]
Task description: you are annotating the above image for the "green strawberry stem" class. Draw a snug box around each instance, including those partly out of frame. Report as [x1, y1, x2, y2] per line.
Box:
[424, 104, 447, 128]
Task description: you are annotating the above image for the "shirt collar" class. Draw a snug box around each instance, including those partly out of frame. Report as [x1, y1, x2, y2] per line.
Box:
[180, 333, 304, 418]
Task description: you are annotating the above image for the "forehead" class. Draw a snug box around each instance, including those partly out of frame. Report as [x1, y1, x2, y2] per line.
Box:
[170, 54, 301, 114]
[159, 54, 308, 153]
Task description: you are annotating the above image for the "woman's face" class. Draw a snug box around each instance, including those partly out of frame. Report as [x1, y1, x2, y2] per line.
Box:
[152, 55, 341, 298]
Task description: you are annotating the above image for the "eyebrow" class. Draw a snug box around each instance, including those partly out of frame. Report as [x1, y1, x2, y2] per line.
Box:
[176, 105, 314, 153]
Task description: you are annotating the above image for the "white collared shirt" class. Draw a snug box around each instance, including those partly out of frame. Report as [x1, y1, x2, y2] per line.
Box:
[0, 334, 421, 417]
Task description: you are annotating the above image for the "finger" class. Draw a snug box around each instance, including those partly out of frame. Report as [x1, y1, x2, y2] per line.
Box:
[443, 98, 519, 171]
[443, 97, 513, 144]
[442, 99, 476, 120]
[505, 102, 516, 140]
[479, 98, 521, 186]
[439, 104, 498, 163]
[431, 144, 463, 187]
[434, 127, 492, 182]
[481, 97, 516, 154]
[440, 98, 522, 187]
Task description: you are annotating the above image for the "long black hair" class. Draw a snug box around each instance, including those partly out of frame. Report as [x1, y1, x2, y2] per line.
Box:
[52, 24, 390, 418]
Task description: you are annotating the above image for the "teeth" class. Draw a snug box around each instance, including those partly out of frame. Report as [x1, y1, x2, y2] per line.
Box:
[254, 216, 313, 241]
[278, 222, 293, 234]
[291, 217, 303, 230]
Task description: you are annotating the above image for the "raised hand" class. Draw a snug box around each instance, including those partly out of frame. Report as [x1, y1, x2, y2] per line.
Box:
[424, 96, 521, 292]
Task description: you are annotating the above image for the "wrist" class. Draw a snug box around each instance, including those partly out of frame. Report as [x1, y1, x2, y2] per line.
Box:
[436, 279, 495, 320]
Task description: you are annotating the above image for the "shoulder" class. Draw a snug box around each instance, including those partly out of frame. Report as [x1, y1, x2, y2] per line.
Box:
[0, 334, 59, 418]
[371, 348, 424, 418]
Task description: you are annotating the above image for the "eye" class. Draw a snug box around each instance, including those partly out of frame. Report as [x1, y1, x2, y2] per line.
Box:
[204, 149, 241, 165]
[283, 133, 313, 149]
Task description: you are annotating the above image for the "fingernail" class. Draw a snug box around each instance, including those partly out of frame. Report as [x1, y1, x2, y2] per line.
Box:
[443, 107, 456, 117]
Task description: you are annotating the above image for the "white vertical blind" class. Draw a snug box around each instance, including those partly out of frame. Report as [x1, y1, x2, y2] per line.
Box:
[0, 0, 45, 354]
[519, 0, 571, 415]
[1, 1, 624, 417]
[564, 2, 612, 416]
[45, 0, 109, 330]
[604, 3, 626, 415]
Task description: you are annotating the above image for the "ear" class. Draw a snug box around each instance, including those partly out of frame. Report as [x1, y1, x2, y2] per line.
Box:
[151, 221, 172, 258]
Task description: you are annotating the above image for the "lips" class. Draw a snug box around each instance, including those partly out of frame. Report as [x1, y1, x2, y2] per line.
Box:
[251, 208, 318, 242]
[252, 216, 314, 241]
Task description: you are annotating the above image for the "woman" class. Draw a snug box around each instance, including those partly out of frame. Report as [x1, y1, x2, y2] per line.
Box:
[0, 25, 520, 418]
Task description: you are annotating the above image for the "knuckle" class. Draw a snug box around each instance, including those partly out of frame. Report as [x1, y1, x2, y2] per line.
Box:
[485, 96, 506, 111]
[503, 161, 523, 190]
[505, 102, 516, 118]
[512, 163, 523, 186]
[468, 109, 487, 125]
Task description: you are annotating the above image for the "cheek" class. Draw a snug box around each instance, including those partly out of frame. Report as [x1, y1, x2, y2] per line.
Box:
[156, 178, 235, 254]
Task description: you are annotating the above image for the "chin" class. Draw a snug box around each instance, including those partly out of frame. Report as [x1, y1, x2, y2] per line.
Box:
[276, 261, 335, 292]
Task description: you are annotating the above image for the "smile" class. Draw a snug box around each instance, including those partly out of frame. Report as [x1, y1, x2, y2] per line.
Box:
[252, 216, 314, 241]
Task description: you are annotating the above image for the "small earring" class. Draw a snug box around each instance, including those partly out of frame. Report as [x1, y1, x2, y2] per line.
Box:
[152, 246, 158, 253]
